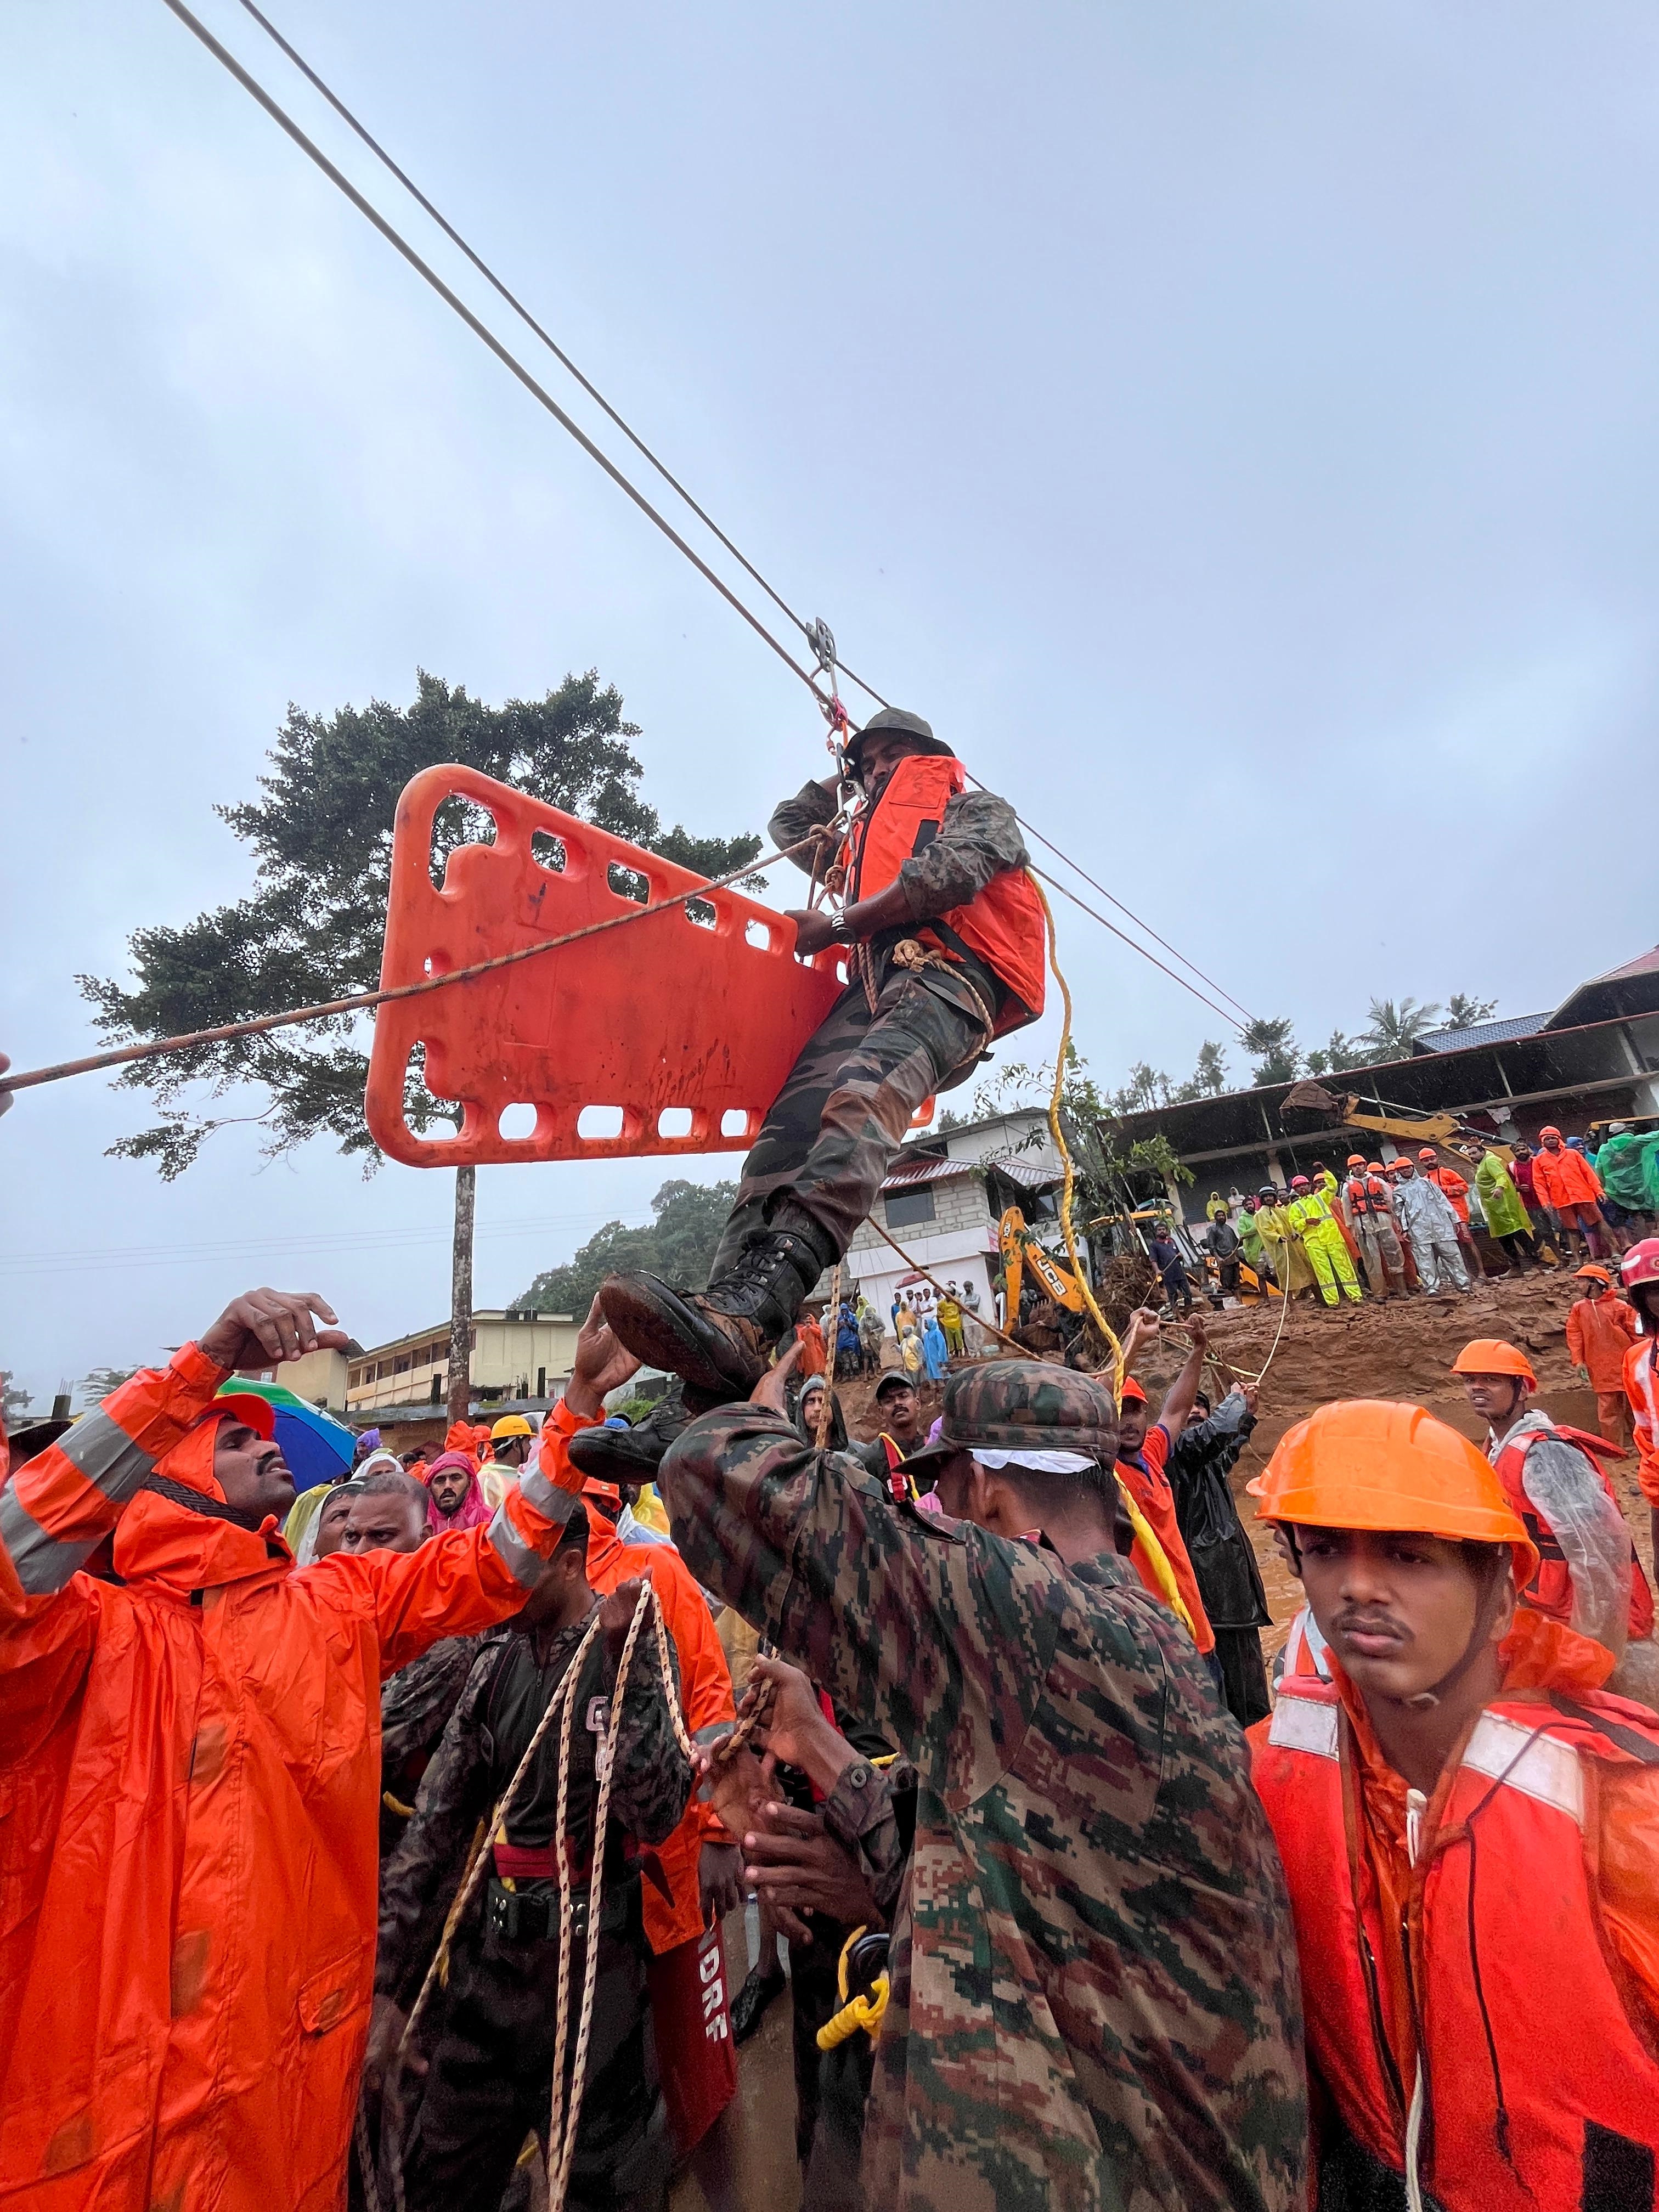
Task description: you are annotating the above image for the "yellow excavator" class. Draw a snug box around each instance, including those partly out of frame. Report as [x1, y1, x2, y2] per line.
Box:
[1280, 1081, 1513, 1166]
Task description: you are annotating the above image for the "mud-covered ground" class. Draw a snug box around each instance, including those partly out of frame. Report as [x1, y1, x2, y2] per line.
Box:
[830, 1268, 1650, 1660]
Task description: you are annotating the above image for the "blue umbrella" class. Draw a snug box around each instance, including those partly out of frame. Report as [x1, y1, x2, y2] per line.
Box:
[218, 1380, 358, 1493]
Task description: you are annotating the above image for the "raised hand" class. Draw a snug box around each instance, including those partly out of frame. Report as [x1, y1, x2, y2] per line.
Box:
[198, 1289, 348, 1372]
[567, 1295, 645, 1417]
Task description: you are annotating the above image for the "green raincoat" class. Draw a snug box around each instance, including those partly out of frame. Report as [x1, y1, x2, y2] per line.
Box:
[1474, 1149, 1531, 1238]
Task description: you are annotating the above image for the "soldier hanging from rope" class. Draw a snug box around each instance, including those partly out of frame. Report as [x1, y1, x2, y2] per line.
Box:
[367, 1523, 692, 2212]
[586, 709, 1046, 1474]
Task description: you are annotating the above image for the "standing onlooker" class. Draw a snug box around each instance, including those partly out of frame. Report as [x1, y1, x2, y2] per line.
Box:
[1468, 1143, 1543, 1272]
[920, 1311, 950, 1385]
[1147, 1222, 1194, 1315]
[958, 1274, 985, 1351]
[1167, 1383, 1272, 1724]
[857, 1297, 885, 1373]
[1531, 1125, 1609, 1261]
[794, 1307, 827, 1378]
[1339, 1155, 1408, 1298]
[1201, 1199, 1242, 1307]
[1390, 1156, 1470, 1294]
[1419, 1148, 1483, 1281]
[936, 1284, 966, 1356]
[1567, 1265, 1640, 1447]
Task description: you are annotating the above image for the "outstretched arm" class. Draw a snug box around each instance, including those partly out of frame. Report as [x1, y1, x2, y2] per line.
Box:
[1156, 1314, 1209, 1439]
[2, 1290, 346, 1747]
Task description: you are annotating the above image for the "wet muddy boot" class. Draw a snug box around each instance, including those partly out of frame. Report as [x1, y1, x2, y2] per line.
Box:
[566, 1381, 721, 1485]
[599, 1224, 831, 1396]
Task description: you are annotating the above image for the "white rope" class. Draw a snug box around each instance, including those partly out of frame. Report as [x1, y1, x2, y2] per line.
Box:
[380, 1579, 694, 2211]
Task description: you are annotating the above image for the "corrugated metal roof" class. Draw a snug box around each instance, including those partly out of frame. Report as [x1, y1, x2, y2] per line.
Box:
[882, 1148, 1060, 1193]
[1414, 1012, 1549, 1054]
[882, 1153, 974, 1189]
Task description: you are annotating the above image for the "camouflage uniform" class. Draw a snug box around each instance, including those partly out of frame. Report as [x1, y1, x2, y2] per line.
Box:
[659, 1361, 1308, 2212]
[704, 777, 1028, 1278]
[377, 1608, 692, 2212]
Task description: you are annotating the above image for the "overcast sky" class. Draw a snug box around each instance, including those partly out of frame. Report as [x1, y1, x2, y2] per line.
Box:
[4, 1, 1657, 1404]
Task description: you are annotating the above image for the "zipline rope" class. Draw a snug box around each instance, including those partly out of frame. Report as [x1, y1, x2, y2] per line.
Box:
[151, 0, 1257, 1043]
[155, 0, 833, 713]
[0, 833, 819, 1098]
[227, 0, 891, 720]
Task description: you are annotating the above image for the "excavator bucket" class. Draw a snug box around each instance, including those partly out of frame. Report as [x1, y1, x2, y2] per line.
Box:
[364, 765, 848, 1166]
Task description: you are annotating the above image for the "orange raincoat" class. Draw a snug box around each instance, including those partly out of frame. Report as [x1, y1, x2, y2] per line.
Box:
[538, 1400, 736, 1949]
[0, 1344, 572, 2210]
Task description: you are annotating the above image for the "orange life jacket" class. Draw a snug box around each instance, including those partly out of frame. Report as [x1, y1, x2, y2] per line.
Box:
[1252, 1672, 1659, 2210]
[1492, 1420, 1654, 1640]
[1344, 1175, 1393, 1221]
[840, 752, 1045, 1036]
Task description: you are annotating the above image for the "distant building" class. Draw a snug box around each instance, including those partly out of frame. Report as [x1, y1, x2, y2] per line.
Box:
[346, 1308, 580, 1415]
[840, 1106, 1067, 1331]
[1105, 946, 1659, 1226]
[241, 1345, 354, 1413]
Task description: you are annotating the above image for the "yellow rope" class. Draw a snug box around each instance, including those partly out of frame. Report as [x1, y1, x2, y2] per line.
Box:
[1028, 872, 1126, 1407]
[1026, 873, 1195, 1638]
[815, 1925, 892, 2050]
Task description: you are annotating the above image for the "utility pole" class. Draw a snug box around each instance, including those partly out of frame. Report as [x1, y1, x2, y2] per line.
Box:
[447, 1164, 475, 1425]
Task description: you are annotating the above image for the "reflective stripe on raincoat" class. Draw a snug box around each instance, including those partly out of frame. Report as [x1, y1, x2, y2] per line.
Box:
[0, 1345, 572, 2210]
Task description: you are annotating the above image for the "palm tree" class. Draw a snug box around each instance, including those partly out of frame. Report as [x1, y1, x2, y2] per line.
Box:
[1358, 996, 1442, 1062]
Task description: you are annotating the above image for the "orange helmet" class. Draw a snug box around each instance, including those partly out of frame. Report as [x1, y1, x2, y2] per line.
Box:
[1346, 1153, 1365, 1167]
[1539, 1124, 1562, 1141]
[1366, 1159, 1385, 1175]
[1448, 1339, 1537, 1386]
[1575, 1264, 1613, 1288]
[1417, 1146, 1438, 1163]
[1248, 1398, 1537, 1587]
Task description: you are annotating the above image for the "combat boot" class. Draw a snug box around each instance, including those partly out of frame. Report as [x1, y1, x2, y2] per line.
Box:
[600, 1224, 830, 1396]
[566, 1381, 721, 1486]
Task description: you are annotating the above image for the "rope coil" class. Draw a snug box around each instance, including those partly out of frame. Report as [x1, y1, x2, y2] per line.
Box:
[374, 1577, 695, 2212]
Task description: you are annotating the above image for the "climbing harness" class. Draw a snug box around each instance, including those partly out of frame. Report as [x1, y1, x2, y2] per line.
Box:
[365, 1578, 698, 2212]
[815, 1927, 891, 2051]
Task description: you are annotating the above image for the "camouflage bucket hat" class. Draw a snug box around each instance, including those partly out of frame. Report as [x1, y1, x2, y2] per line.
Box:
[900, 1358, 1119, 1478]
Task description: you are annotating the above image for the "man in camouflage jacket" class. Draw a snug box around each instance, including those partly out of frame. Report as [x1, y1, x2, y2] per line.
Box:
[596, 710, 1032, 1415]
[665, 1357, 1307, 2212]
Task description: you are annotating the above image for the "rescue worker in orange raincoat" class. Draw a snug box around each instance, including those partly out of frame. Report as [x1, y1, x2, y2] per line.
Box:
[0, 1286, 579, 2211]
[1248, 1398, 1659, 2209]
[1530, 1124, 1610, 1261]
[1621, 1239, 1659, 1576]
[1567, 1262, 1640, 1446]
[598, 709, 1044, 1413]
[1449, 1337, 1653, 1678]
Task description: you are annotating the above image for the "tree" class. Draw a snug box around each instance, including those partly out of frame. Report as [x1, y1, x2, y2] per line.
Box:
[82, 670, 762, 1421]
[517, 1178, 738, 1316]
[1170, 1039, 1229, 1102]
[2, 1372, 32, 1426]
[1357, 995, 1442, 1063]
[1240, 1017, 1300, 1087]
[78, 1366, 139, 1408]
[1444, 991, 1498, 1029]
[1303, 1029, 1370, 1078]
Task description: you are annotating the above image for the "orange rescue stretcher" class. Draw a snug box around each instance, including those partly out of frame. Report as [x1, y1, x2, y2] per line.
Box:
[364, 765, 849, 1167]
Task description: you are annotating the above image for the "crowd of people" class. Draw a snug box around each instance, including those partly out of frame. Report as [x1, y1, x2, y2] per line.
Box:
[7, 692, 1659, 2212]
[1177, 1125, 1659, 1314]
[7, 1227, 1659, 2210]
